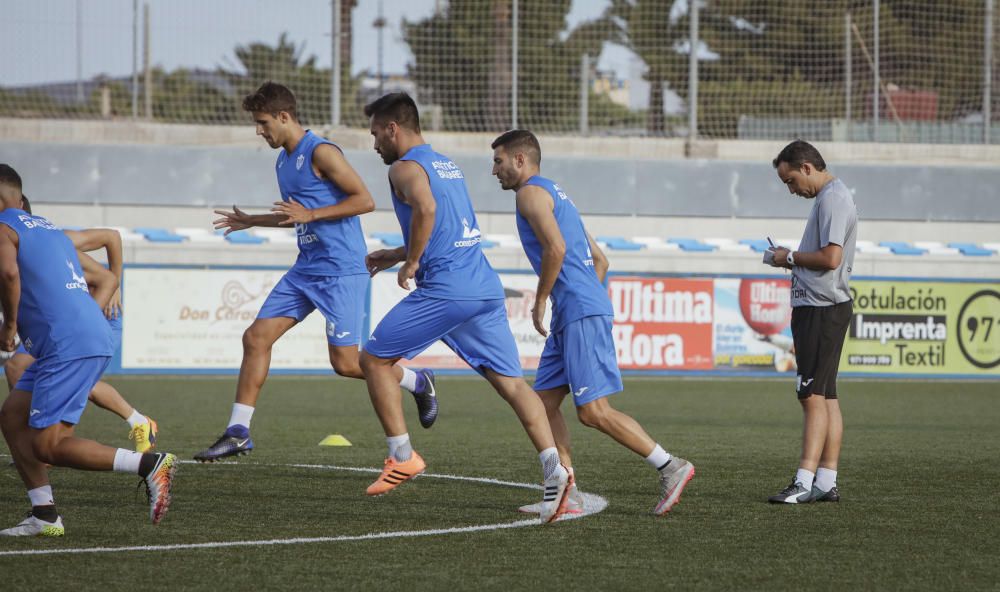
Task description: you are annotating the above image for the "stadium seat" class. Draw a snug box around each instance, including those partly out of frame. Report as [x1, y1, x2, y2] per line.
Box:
[370, 232, 405, 248]
[632, 236, 680, 251]
[133, 227, 186, 243]
[483, 233, 522, 249]
[667, 238, 717, 252]
[948, 242, 996, 256]
[913, 241, 960, 255]
[222, 230, 267, 245]
[175, 227, 226, 243]
[479, 239, 499, 249]
[252, 228, 298, 245]
[739, 238, 771, 253]
[101, 226, 146, 243]
[704, 238, 752, 252]
[855, 240, 893, 254]
[879, 241, 927, 255]
[596, 236, 643, 251]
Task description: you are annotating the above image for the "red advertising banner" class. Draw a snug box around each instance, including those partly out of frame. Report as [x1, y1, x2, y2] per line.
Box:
[609, 277, 715, 370]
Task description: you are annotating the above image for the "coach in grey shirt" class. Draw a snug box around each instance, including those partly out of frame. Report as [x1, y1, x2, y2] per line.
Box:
[767, 140, 857, 505]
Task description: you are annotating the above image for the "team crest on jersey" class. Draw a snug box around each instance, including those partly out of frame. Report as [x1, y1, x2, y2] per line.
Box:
[65, 260, 90, 292]
[296, 154, 305, 170]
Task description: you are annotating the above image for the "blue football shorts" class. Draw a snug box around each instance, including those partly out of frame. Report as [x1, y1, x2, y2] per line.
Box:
[364, 292, 522, 378]
[15, 355, 111, 429]
[257, 269, 368, 346]
[14, 312, 121, 358]
[533, 315, 623, 406]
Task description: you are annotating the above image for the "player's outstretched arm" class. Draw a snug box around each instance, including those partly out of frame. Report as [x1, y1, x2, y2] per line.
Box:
[585, 231, 609, 283]
[515, 185, 565, 337]
[389, 160, 436, 290]
[213, 205, 285, 234]
[0, 226, 20, 351]
[272, 144, 376, 226]
[78, 250, 118, 311]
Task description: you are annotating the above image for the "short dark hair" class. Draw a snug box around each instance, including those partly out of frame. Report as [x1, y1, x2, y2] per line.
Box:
[364, 92, 420, 132]
[20, 195, 31, 214]
[491, 129, 542, 164]
[0, 164, 22, 191]
[242, 81, 298, 121]
[772, 140, 826, 171]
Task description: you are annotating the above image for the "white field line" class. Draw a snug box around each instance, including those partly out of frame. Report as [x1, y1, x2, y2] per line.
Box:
[0, 460, 608, 557]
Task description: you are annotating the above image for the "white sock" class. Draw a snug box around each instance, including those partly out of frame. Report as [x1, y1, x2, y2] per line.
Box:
[795, 468, 816, 490]
[228, 403, 255, 429]
[539, 447, 560, 480]
[125, 409, 145, 428]
[815, 467, 837, 492]
[387, 433, 412, 462]
[645, 444, 672, 472]
[399, 367, 418, 392]
[112, 448, 143, 474]
[27, 485, 54, 507]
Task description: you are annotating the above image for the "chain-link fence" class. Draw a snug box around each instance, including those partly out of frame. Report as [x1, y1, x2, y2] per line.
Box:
[1, 0, 997, 143]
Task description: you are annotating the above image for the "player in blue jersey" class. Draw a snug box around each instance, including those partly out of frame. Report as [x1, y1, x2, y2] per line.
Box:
[196, 82, 437, 462]
[360, 94, 570, 523]
[0, 164, 175, 536]
[490, 130, 695, 516]
[3, 198, 158, 453]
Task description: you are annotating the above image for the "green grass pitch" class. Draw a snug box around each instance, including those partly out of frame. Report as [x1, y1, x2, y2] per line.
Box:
[1, 376, 998, 591]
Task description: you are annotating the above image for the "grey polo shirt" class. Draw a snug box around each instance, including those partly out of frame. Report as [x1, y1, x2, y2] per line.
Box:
[790, 177, 857, 308]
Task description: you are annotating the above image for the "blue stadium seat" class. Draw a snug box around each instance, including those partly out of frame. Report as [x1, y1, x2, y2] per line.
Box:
[948, 242, 996, 256]
[879, 241, 927, 256]
[597, 236, 644, 251]
[667, 238, 717, 252]
[370, 232, 405, 248]
[222, 230, 267, 245]
[739, 238, 771, 253]
[133, 227, 186, 243]
[479, 239, 498, 249]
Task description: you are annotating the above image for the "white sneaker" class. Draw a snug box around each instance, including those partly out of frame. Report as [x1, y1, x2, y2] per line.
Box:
[538, 464, 571, 524]
[653, 457, 695, 515]
[0, 513, 65, 537]
[519, 482, 584, 515]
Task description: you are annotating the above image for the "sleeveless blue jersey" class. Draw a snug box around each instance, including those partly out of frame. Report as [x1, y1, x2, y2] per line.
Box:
[517, 176, 613, 333]
[391, 144, 503, 300]
[276, 130, 368, 276]
[0, 209, 112, 361]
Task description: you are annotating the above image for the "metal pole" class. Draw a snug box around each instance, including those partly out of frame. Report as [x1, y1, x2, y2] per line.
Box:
[688, 0, 699, 142]
[511, 0, 519, 128]
[76, 0, 84, 103]
[985, 0, 994, 144]
[131, 0, 138, 119]
[143, 2, 151, 119]
[873, 0, 880, 140]
[375, 1, 385, 95]
[331, 0, 341, 126]
[580, 53, 590, 135]
[845, 11, 852, 141]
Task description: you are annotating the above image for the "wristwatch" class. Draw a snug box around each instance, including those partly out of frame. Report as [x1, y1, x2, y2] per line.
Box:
[786, 251, 795, 267]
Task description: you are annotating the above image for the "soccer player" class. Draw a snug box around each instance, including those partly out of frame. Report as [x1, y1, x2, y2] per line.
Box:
[490, 130, 695, 516]
[360, 94, 570, 523]
[0, 164, 175, 536]
[195, 82, 437, 462]
[3, 197, 158, 453]
[767, 140, 857, 504]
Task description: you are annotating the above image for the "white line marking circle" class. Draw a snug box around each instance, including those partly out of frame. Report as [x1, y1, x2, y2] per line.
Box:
[0, 461, 608, 556]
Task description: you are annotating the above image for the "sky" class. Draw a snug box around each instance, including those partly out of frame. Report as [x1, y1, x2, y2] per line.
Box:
[0, 0, 641, 85]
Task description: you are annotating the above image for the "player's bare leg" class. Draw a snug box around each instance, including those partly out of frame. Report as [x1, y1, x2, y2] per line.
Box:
[90, 381, 159, 453]
[0, 391, 48, 488]
[770, 394, 829, 504]
[234, 316, 299, 407]
[518, 387, 586, 516]
[3, 353, 32, 391]
[576, 397, 657, 456]
[811, 398, 843, 502]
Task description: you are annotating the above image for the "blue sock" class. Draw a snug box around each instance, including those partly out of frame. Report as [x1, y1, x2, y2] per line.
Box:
[225, 424, 250, 438]
[413, 370, 427, 393]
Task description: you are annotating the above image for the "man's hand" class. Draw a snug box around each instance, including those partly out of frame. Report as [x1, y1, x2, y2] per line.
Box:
[772, 246, 792, 269]
[105, 288, 122, 320]
[366, 249, 403, 277]
[397, 260, 419, 290]
[0, 320, 17, 352]
[213, 206, 253, 235]
[532, 297, 548, 337]
[272, 198, 314, 226]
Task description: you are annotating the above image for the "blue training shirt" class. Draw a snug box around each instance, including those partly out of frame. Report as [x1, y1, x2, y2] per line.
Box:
[276, 130, 368, 276]
[517, 176, 613, 333]
[0, 209, 112, 361]
[391, 144, 504, 300]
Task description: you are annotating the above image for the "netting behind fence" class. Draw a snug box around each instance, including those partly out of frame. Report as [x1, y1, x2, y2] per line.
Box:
[0, 0, 996, 142]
